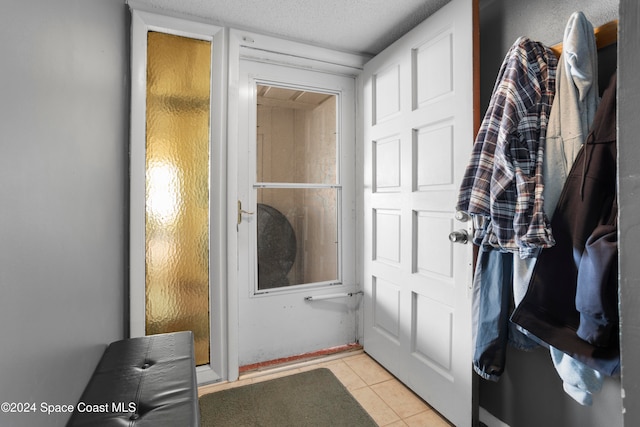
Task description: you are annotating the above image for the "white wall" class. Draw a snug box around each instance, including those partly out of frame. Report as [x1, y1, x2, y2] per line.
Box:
[0, 1, 129, 426]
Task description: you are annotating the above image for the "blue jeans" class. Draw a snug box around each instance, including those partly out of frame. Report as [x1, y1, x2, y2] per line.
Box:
[472, 247, 538, 381]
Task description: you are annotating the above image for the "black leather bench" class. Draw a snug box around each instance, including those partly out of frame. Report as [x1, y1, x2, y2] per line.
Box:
[66, 331, 200, 426]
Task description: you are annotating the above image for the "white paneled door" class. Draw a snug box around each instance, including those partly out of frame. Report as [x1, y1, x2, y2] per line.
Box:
[360, 0, 476, 425]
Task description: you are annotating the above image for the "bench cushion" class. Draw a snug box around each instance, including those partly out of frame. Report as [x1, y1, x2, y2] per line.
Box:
[67, 331, 199, 426]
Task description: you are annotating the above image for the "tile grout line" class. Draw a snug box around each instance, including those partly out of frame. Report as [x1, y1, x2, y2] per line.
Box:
[339, 358, 404, 426]
[367, 379, 435, 426]
[351, 357, 435, 424]
[367, 379, 407, 426]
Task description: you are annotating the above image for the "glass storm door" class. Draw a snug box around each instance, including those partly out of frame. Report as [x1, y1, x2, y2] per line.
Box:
[236, 59, 357, 368]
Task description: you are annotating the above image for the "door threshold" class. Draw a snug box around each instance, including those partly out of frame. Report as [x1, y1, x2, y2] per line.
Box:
[239, 343, 363, 375]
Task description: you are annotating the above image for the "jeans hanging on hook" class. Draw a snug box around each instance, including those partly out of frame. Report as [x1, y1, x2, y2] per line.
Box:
[472, 246, 538, 381]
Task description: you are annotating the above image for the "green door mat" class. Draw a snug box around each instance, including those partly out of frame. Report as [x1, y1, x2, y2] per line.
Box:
[199, 368, 377, 426]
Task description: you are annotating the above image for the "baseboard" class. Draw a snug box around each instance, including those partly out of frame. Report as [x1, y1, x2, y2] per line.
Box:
[479, 407, 510, 427]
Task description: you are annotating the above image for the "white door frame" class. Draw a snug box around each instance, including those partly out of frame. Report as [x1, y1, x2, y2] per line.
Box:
[226, 29, 367, 380]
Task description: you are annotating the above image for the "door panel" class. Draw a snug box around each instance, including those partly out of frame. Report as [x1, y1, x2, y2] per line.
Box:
[361, 0, 476, 425]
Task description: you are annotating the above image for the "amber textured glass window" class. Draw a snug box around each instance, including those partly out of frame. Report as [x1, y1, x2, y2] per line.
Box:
[145, 31, 211, 365]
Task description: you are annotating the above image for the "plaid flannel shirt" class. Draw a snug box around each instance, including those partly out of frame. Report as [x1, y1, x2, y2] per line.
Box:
[457, 37, 557, 258]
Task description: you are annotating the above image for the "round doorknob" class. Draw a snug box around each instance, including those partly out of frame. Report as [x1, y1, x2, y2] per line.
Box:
[449, 229, 469, 244]
[455, 210, 471, 222]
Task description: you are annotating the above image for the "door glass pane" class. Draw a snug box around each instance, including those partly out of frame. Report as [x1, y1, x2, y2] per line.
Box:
[255, 84, 339, 291]
[257, 85, 337, 184]
[145, 31, 211, 365]
[257, 188, 339, 289]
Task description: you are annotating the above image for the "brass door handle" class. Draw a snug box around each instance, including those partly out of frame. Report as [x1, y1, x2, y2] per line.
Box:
[237, 200, 254, 225]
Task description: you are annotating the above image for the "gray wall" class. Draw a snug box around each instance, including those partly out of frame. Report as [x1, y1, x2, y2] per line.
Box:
[478, 1, 628, 426]
[618, 1, 640, 426]
[0, 1, 129, 426]
[479, 0, 618, 110]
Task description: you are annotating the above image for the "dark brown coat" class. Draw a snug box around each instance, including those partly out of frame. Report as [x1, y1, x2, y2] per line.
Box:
[511, 73, 619, 376]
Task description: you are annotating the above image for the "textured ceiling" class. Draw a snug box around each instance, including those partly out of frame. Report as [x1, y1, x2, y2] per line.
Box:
[132, 0, 450, 57]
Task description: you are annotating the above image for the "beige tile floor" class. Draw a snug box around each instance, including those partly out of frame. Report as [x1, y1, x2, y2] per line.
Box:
[198, 350, 453, 426]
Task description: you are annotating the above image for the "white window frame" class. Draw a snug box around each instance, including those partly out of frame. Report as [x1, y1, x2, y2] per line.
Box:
[251, 81, 344, 295]
[128, 1, 227, 384]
